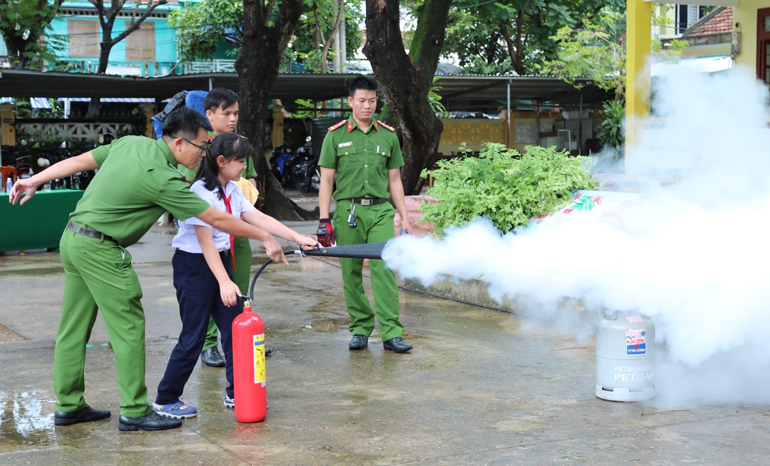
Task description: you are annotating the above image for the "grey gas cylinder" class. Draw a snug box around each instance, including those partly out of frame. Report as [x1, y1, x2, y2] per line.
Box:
[595, 309, 655, 402]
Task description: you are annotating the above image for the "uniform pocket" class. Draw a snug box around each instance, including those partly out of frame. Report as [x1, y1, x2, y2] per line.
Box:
[337, 146, 357, 157]
[116, 247, 133, 270]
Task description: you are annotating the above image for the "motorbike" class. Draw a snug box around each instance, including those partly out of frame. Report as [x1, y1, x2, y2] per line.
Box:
[289, 136, 319, 193]
[269, 145, 294, 185]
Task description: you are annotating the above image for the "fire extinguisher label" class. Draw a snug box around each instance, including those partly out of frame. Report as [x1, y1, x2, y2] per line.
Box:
[253, 334, 266, 384]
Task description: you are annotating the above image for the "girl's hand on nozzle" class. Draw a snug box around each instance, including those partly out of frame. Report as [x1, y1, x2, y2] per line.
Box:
[220, 280, 241, 307]
[296, 234, 318, 250]
[263, 235, 288, 265]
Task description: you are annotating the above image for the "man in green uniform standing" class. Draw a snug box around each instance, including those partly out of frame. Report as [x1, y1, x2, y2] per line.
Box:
[8, 108, 288, 431]
[178, 88, 259, 368]
[317, 76, 413, 353]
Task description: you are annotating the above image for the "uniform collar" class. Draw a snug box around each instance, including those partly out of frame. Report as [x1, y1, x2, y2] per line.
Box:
[157, 138, 178, 166]
[347, 117, 380, 133]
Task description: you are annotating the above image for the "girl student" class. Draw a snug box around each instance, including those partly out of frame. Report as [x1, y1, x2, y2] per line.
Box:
[153, 132, 317, 419]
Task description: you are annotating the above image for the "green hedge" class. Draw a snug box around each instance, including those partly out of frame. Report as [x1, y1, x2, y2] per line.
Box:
[421, 143, 596, 236]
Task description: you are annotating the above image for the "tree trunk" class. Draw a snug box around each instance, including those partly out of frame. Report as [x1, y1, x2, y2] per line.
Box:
[363, 0, 451, 195]
[86, 41, 114, 118]
[237, 0, 307, 220]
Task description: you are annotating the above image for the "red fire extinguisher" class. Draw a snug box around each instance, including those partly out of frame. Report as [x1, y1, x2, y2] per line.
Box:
[232, 299, 267, 422]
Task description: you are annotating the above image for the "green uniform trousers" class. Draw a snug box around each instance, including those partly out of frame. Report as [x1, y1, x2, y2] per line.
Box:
[55, 229, 152, 417]
[203, 236, 252, 351]
[333, 202, 404, 341]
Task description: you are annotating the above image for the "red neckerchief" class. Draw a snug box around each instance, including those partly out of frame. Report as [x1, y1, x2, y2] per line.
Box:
[222, 192, 236, 271]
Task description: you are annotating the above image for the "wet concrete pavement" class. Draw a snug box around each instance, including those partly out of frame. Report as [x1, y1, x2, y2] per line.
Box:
[2, 221, 770, 465]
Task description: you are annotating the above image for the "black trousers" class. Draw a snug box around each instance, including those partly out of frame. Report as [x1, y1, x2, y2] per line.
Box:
[156, 250, 241, 404]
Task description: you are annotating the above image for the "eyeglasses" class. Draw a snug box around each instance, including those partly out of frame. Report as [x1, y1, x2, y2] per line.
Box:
[182, 137, 210, 154]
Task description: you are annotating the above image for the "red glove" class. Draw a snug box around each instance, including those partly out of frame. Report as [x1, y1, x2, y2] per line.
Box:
[316, 218, 335, 247]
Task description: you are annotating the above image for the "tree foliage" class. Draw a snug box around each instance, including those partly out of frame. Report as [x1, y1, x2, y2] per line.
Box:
[170, 0, 363, 72]
[542, 9, 625, 99]
[0, 0, 65, 69]
[441, 0, 623, 75]
[421, 143, 596, 235]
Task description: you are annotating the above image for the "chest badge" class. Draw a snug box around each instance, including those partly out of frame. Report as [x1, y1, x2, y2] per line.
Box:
[338, 141, 354, 148]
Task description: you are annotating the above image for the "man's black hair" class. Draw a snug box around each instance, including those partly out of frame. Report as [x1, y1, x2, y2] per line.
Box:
[349, 76, 378, 97]
[162, 107, 213, 140]
[204, 88, 239, 113]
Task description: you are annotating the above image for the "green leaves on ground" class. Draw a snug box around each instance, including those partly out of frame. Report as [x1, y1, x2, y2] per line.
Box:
[420, 143, 596, 236]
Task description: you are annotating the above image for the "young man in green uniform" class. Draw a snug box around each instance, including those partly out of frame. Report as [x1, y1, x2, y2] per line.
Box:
[8, 108, 289, 431]
[317, 76, 414, 353]
[178, 88, 259, 368]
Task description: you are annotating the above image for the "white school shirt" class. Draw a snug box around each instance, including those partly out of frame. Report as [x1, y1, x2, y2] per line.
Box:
[172, 179, 256, 253]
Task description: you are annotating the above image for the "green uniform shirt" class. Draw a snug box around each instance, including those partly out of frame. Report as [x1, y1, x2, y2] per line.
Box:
[177, 131, 258, 181]
[69, 136, 210, 247]
[318, 118, 404, 201]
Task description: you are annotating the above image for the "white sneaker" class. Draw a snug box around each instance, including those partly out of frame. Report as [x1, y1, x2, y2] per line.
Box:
[223, 394, 234, 409]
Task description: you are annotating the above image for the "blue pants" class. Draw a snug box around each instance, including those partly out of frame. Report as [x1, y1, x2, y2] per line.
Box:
[156, 251, 241, 404]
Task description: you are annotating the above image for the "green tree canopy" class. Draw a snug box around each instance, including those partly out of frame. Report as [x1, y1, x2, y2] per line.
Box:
[170, 0, 363, 71]
[0, 0, 65, 69]
[440, 0, 624, 75]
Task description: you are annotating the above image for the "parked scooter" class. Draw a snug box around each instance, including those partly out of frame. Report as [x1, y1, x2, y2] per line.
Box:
[269, 145, 294, 185]
[289, 136, 319, 193]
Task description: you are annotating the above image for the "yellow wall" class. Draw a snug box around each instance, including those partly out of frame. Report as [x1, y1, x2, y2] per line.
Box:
[438, 119, 506, 154]
[733, 0, 770, 72]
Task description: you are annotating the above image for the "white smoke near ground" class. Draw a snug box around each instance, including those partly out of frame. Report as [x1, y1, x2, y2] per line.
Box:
[384, 65, 770, 406]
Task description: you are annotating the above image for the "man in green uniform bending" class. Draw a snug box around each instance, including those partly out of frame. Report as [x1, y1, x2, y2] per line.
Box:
[178, 88, 258, 368]
[317, 76, 413, 353]
[8, 108, 288, 431]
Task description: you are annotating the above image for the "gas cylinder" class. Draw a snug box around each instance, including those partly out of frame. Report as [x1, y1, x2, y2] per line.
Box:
[232, 299, 267, 422]
[595, 308, 655, 402]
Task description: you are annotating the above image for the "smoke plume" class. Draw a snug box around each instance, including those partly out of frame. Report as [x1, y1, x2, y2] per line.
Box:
[384, 65, 770, 406]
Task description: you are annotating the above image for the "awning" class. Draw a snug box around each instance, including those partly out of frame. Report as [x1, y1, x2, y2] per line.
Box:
[651, 56, 732, 76]
[0, 97, 52, 109]
[0, 69, 613, 108]
[57, 97, 156, 103]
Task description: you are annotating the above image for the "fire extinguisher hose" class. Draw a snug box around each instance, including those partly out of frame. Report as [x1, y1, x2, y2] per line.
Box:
[247, 242, 387, 301]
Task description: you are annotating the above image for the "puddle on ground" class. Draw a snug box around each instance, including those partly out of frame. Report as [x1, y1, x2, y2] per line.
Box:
[306, 316, 349, 332]
[0, 266, 64, 277]
[0, 323, 26, 344]
[0, 390, 56, 448]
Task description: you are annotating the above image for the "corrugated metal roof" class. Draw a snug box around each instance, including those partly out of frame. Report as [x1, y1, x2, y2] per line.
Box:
[0, 97, 52, 109]
[57, 97, 155, 103]
[0, 69, 612, 107]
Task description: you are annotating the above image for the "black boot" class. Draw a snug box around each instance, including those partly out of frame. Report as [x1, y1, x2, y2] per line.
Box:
[119, 411, 182, 432]
[383, 337, 412, 353]
[54, 405, 111, 426]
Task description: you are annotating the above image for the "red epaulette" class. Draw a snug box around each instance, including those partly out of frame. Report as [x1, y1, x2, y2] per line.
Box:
[377, 121, 396, 132]
[328, 120, 347, 132]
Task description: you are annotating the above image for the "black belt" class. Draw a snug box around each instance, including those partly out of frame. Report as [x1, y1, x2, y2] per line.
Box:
[341, 198, 389, 206]
[67, 222, 119, 245]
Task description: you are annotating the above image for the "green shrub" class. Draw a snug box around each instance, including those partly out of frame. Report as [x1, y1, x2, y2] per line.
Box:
[420, 143, 596, 236]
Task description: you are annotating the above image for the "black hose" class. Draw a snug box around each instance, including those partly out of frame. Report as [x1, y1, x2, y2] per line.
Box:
[247, 250, 297, 302]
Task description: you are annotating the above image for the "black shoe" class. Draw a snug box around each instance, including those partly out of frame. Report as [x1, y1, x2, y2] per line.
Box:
[119, 411, 183, 432]
[349, 334, 368, 350]
[265, 348, 273, 357]
[54, 404, 111, 426]
[201, 347, 225, 367]
[383, 337, 412, 353]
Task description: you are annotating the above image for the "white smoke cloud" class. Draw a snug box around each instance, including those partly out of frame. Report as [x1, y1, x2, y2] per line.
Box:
[384, 65, 770, 405]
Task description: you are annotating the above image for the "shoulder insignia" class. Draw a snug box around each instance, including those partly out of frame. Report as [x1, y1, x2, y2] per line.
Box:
[328, 120, 347, 132]
[378, 121, 396, 132]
